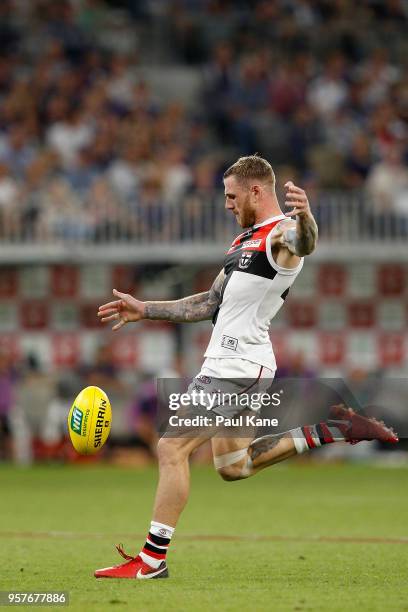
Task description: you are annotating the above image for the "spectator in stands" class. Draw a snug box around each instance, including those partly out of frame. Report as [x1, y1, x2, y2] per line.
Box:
[308, 53, 348, 119]
[366, 144, 408, 212]
[203, 41, 237, 143]
[369, 101, 405, 153]
[357, 48, 401, 107]
[47, 103, 94, 169]
[345, 134, 372, 188]
[106, 53, 136, 110]
[137, 173, 169, 241]
[41, 177, 91, 240]
[20, 151, 58, 240]
[288, 104, 324, 174]
[42, 0, 87, 61]
[366, 144, 408, 236]
[237, 52, 269, 113]
[269, 59, 307, 119]
[167, 3, 207, 65]
[63, 147, 98, 194]
[107, 143, 141, 201]
[183, 157, 218, 239]
[160, 144, 192, 206]
[324, 106, 360, 157]
[126, 373, 158, 459]
[87, 177, 128, 241]
[0, 162, 20, 238]
[0, 0, 405, 242]
[130, 79, 159, 116]
[81, 342, 125, 393]
[0, 124, 35, 178]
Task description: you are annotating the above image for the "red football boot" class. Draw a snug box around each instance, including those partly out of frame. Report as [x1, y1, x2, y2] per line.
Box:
[328, 404, 399, 445]
[94, 545, 169, 579]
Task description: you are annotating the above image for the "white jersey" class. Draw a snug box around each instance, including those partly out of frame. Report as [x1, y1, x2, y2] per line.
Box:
[204, 215, 303, 371]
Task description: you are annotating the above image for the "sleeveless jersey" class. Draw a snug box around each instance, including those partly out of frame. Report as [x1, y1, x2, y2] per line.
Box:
[204, 214, 303, 370]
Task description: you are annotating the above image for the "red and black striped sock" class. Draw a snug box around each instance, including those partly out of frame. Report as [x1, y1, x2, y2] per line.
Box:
[290, 423, 346, 454]
[139, 521, 174, 569]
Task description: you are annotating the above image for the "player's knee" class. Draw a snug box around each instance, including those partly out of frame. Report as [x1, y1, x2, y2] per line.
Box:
[157, 437, 187, 467]
[217, 464, 247, 482]
[213, 447, 250, 481]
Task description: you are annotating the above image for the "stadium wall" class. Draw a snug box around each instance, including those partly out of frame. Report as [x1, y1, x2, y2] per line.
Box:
[1, 261, 407, 375]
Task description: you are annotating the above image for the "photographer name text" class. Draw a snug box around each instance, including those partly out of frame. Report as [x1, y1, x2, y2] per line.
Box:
[168, 414, 279, 427]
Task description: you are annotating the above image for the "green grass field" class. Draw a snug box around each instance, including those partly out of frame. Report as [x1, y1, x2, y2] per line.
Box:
[0, 463, 407, 611]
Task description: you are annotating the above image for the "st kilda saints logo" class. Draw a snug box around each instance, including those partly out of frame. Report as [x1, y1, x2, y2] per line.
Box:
[239, 251, 253, 269]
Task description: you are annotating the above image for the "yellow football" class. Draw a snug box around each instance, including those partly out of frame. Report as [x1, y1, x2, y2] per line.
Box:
[68, 386, 112, 455]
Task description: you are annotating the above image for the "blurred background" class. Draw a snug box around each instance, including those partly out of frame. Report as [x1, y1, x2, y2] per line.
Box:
[0, 0, 407, 466]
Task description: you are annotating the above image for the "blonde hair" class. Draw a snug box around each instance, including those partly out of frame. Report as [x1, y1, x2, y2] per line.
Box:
[223, 154, 275, 186]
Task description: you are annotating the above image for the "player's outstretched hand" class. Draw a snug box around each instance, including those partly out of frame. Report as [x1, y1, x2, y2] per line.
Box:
[98, 289, 146, 331]
[284, 181, 312, 218]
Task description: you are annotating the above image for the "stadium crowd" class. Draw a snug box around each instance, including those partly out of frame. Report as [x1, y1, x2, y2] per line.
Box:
[0, 0, 407, 241]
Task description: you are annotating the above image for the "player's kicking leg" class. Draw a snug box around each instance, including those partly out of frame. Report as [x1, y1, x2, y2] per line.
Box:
[94, 403, 398, 579]
[94, 431, 212, 579]
[212, 404, 398, 481]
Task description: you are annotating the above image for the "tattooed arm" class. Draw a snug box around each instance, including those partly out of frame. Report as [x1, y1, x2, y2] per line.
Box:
[272, 181, 318, 262]
[145, 269, 224, 322]
[276, 215, 318, 258]
[98, 270, 225, 330]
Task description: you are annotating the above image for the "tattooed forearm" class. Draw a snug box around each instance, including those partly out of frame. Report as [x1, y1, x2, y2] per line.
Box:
[144, 270, 225, 323]
[145, 291, 213, 322]
[282, 214, 318, 257]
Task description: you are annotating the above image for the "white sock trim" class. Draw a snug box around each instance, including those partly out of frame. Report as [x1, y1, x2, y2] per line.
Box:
[150, 520, 174, 538]
[213, 448, 249, 469]
[290, 427, 309, 454]
[140, 551, 162, 568]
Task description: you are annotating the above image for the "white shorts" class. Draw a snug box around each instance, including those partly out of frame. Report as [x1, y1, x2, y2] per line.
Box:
[200, 357, 275, 381]
[187, 357, 276, 418]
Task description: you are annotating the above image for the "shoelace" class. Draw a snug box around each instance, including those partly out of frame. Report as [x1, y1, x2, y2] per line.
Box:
[115, 543, 161, 576]
[116, 544, 136, 561]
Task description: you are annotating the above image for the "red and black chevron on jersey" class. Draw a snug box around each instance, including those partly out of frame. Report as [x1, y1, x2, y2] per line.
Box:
[205, 214, 304, 370]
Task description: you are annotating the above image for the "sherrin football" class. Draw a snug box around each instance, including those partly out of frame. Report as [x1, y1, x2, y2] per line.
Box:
[68, 386, 112, 455]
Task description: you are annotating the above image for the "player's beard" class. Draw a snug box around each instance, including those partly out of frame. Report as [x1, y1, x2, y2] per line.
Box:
[239, 193, 256, 228]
